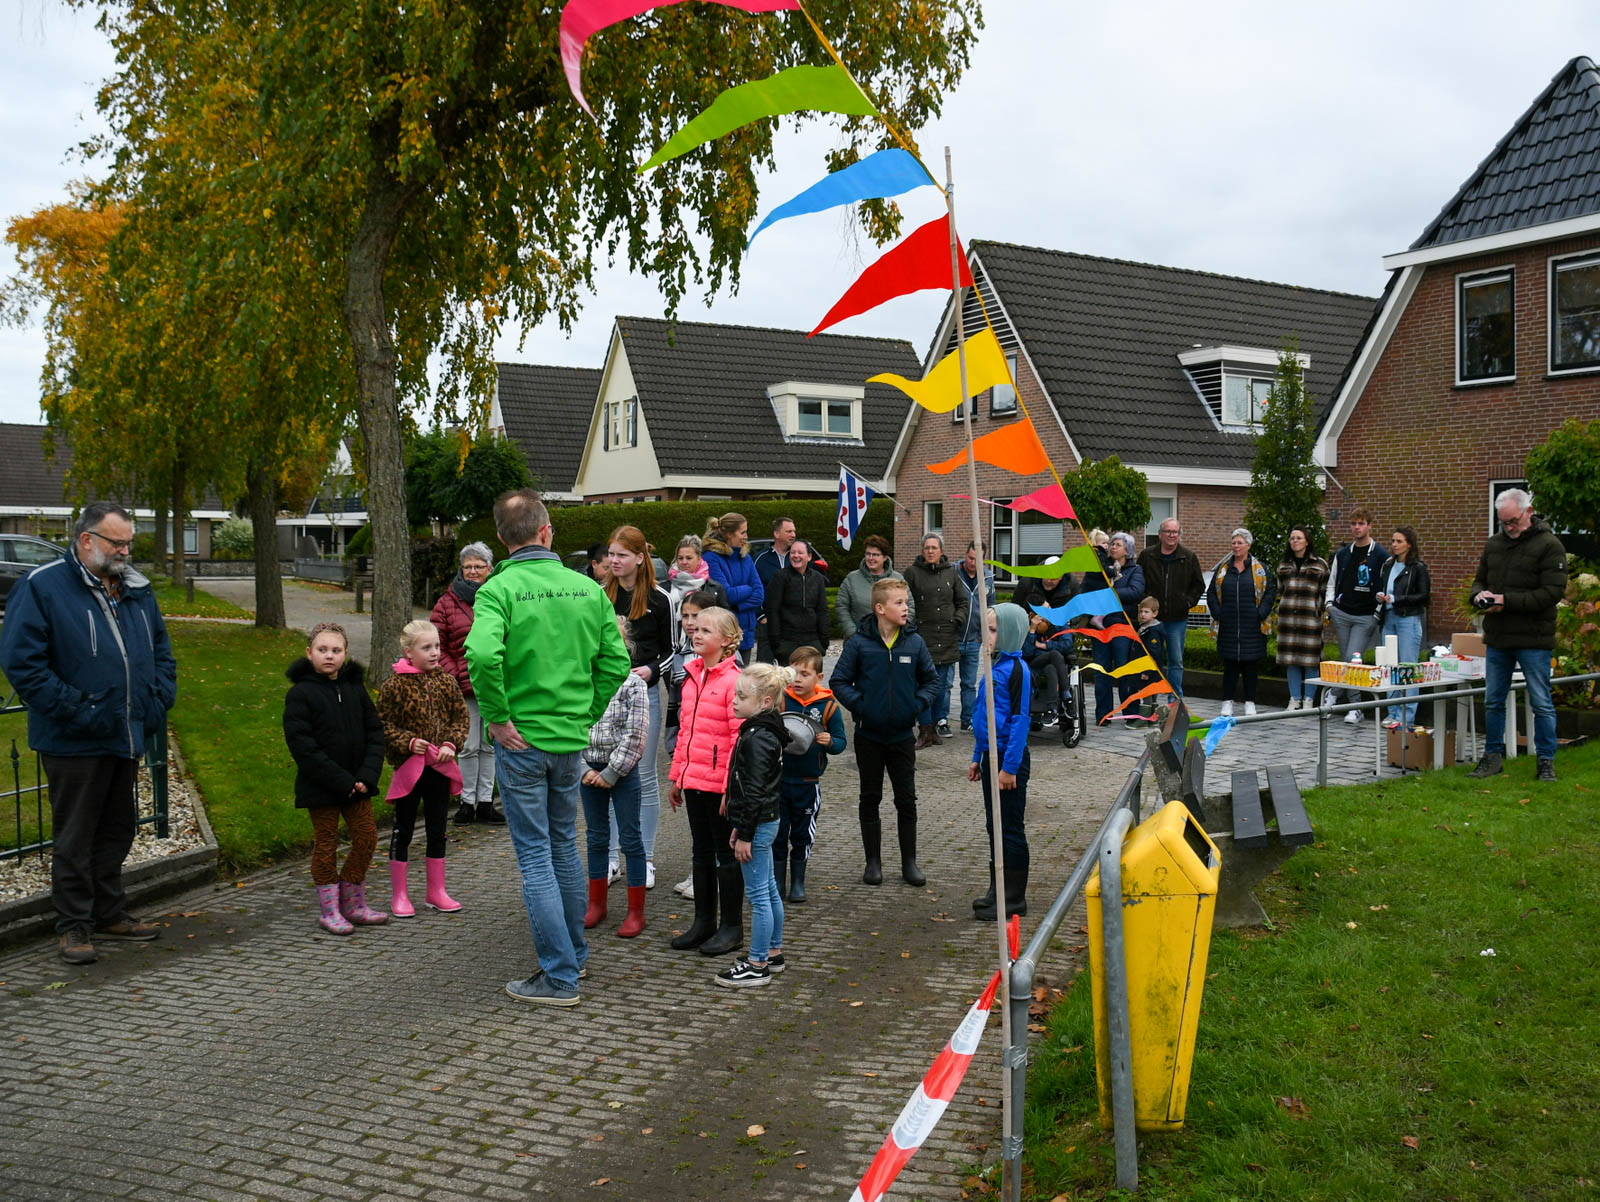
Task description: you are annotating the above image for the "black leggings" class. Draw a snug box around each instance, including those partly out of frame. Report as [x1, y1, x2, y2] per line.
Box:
[1220, 658, 1259, 704]
[390, 767, 450, 861]
[1028, 651, 1071, 712]
[684, 788, 736, 870]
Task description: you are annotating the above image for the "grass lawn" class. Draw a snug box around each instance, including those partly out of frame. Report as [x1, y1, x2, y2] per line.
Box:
[1021, 742, 1600, 1201]
[166, 621, 390, 872]
[146, 574, 254, 619]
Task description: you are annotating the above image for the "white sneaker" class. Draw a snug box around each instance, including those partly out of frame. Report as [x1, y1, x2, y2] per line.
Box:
[1219, 700, 1234, 717]
[1344, 710, 1361, 725]
[673, 875, 693, 896]
[607, 859, 619, 885]
[1320, 691, 1335, 709]
[645, 862, 656, 890]
[1244, 702, 1257, 717]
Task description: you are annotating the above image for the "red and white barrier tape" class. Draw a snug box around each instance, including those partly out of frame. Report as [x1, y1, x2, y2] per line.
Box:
[849, 916, 1020, 1202]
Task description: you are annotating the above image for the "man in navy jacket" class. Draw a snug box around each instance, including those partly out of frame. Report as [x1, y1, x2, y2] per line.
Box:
[0, 502, 177, 963]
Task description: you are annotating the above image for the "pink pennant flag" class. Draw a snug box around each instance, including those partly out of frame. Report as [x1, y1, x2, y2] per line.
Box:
[952, 481, 1074, 520]
[561, 0, 802, 116]
[811, 217, 973, 337]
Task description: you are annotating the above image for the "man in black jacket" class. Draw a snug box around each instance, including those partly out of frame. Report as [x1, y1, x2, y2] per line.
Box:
[1325, 509, 1388, 724]
[1468, 488, 1568, 782]
[1135, 519, 1203, 695]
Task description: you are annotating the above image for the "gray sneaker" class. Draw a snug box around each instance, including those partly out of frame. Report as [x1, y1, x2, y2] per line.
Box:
[59, 925, 96, 965]
[1537, 758, 1557, 783]
[936, 720, 953, 739]
[505, 974, 580, 1006]
[1467, 753, 1504, 779]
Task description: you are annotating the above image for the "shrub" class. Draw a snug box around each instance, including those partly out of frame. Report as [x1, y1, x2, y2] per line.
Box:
[132, 531, 158, 563]
[1555, 559, 1600, 709]
[211, 516, 254, 558]
[344, 523, 372, 559]
[410, 537, 459, 607]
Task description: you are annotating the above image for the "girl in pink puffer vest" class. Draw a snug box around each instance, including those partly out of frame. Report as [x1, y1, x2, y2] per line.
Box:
[667, 607, 746, 954]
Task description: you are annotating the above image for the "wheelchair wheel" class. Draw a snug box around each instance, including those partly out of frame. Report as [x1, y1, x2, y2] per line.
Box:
[1063, 666, 1085, 748]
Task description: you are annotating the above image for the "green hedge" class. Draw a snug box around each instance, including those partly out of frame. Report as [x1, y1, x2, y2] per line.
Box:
[456, 497, 895, 587]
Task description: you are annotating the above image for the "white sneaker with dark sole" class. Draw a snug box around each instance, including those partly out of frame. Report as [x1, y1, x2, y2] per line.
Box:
[1345, 711, 1362, 725]
[673, 876, 694, 896]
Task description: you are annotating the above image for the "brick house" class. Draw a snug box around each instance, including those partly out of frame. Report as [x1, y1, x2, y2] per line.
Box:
[884, 242, 1375, 582]
[1317, 55, 1600, 639]
[492, 362, 604, 503]
[568, 316, 917, 504]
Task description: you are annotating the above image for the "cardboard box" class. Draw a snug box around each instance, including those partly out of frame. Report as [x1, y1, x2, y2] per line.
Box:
[1387, 727, 1457, 770]
[1452, 632, 1486, 658]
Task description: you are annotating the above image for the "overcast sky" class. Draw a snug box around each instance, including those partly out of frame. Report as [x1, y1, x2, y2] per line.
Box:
[1, 1, 1594, 425]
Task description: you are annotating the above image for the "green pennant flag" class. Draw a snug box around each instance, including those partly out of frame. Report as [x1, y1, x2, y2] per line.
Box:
[986, 545, 1104, 577]
[640, 64, 879, 173]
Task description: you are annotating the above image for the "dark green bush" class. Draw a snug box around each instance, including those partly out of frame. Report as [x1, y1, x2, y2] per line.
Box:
[410, 537, 460, 607]
[344, 523, 372, 559]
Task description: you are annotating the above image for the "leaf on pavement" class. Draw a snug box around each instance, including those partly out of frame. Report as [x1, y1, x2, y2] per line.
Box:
[747, 1124, 766, 1138]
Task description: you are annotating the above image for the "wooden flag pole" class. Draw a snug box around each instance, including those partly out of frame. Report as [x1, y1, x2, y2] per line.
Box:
[945, 145, 1015, 1200]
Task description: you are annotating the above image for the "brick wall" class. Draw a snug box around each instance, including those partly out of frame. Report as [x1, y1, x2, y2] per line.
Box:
[1333, 233, 1600, 640]
[893, 354, 1253, 569]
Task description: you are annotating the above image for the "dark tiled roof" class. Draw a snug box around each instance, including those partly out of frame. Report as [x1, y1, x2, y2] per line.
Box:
[616, 316, 919, 480]
[0, 422, 229, 512]
[971, 242, 1378, 471]
[1413, 55, 1600, 250]
[495, 363, 603, 494]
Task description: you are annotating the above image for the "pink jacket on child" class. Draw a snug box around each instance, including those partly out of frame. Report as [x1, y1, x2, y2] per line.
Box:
[669, 654, 743, 794]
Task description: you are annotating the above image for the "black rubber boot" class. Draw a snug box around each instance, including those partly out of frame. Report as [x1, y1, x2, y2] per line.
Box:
[898, 810, 925, 886]
[860, 817, 883, 885]
[475, 802, 506, 824]
[453, 802, 475, 825]
[1003, 866, 1029, 918]
[669, 863, 717, 950]
[699, 864, 745, 957]
[788, 855, 807, 903]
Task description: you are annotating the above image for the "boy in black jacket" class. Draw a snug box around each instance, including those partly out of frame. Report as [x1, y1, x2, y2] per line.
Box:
[830, 578, 939, 888]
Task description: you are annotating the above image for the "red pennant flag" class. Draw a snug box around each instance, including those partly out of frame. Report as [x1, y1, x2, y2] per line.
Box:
[926, 417, 1051, 477]
[1058, 623, 1139, 645]
[811, 217, 972, 337]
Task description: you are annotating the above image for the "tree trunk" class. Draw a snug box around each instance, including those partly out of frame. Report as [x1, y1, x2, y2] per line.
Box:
[341, 164, 417, 685]
[247, 458, 286, 629]
[153, 501, 168, 566]
[169, 459, 187, 589]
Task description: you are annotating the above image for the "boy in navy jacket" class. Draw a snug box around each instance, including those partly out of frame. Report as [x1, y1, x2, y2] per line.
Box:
[776, 645, 847, 903]
[830, 578, 938, 888]
[968, 603, 1033, 921]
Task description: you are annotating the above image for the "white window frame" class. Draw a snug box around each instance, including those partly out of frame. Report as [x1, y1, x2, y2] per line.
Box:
[1487, 478, 1530, 536]
[1144, 485, 1178, 547]
[989, 353, 1019, 416]
[923, 500, 944, 539]
[1548, 251, 1600, 375]
[1456, 266, 1516, 386]
[1220, 372, 1274, 428]
[990, 500, 1016, 584]
[767, 381, 864, 441]
[183, 523, 199, 555]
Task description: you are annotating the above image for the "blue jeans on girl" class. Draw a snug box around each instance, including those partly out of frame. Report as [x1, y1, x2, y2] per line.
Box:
[1383, 613, 1424, 725]
[740, 819, 784, 963]
[581, 760, 645, 887]
[611, 681, 663, 865]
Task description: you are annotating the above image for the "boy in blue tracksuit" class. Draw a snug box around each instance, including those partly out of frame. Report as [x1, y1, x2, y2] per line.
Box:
[968, 603, 1032, 921]
[775, 645, 847, 903]
[830, 577, 939, 888]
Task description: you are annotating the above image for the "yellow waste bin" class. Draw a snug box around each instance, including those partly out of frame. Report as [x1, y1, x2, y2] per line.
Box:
[1085, 799, 1221, 1131]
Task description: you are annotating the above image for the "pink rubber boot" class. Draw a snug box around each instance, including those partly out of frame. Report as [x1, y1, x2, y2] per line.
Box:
[339, 881, 390, 926]
[315, 883, 353, 935]
[424, 857, 461, 912]
[389, 860, 415, 919]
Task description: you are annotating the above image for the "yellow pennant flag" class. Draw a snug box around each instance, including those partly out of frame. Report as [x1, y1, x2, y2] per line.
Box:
[1083, 655, 1158, 679]
[869, 328, 1011, 414]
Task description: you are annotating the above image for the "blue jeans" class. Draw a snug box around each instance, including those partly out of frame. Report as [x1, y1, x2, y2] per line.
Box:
[582, 760, 645, 887]
[921, 661, 956, 726]
[611, 682, 662, 862]
[1484, 646, 1556, 761]
[495, 744, 587, 990]
[1383, 613, 1425, 725]
[740, 819, 784, 962]
[1159, 618, 1189, 695]
[957, 639, 982, 727]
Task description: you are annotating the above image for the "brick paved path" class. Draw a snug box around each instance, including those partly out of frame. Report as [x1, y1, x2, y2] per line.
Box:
[0, 731, 1132, 1201]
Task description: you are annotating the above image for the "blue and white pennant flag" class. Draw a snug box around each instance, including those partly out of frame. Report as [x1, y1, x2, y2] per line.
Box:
[836, 465, 875, 550]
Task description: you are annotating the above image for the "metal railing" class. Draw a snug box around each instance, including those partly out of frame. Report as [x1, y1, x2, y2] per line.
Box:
[3, 691, 169, 863]
[998, 669, 1600, 1197]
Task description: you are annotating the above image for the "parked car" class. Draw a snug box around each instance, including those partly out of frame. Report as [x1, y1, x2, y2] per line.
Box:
[0, 535, 67, 612]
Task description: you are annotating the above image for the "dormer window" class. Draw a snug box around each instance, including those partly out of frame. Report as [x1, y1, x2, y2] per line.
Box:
[768, 381, 864, 442]
[1179, 345, 1306, 432]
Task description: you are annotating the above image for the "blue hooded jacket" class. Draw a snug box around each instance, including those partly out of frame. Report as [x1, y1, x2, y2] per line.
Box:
[0, 549, 177, 759]
[971, 603, 1031, 774]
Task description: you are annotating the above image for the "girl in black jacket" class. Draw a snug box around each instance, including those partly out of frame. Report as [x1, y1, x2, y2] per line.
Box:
[1377, 526, 1432, 728]
[716, 662, 791, 989]
[283, 622, 388, 936]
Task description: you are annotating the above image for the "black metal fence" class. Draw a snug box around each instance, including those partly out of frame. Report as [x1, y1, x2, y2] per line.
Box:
[2, 691, 169, 863]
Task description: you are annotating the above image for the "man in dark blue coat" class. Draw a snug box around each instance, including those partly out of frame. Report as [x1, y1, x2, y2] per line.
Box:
[830, 577, 938, 889]
[0, 502, 177, 964]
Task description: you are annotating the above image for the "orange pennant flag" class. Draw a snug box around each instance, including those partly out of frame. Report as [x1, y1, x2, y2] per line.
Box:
[925, 417, 1051, 476]
[1103, 680, 1169, 723]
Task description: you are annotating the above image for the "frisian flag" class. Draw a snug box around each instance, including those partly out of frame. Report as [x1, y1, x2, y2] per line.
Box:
[836, 466, 875, 551]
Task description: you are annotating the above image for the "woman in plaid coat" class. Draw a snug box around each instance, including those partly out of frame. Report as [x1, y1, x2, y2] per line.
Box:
[1275, 525, 1330, 710]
